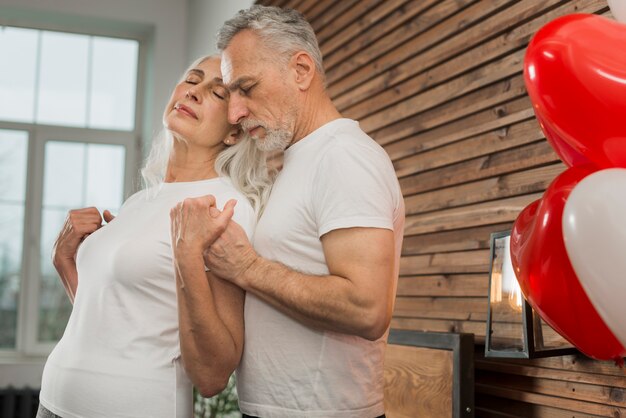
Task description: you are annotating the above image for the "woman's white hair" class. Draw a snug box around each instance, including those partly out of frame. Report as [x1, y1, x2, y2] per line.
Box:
[140, 55, 273, 217]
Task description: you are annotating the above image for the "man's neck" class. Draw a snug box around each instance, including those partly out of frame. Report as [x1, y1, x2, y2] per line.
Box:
[291, 92, 342, 145]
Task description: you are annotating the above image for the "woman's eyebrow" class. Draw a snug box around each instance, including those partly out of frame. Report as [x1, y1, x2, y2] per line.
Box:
[187, 69, 225, 88]
[187, 68, 205, 78]
[188, 69, 223, 84]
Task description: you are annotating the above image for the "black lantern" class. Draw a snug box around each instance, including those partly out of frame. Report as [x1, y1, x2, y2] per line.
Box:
[485, 231, 577, 358]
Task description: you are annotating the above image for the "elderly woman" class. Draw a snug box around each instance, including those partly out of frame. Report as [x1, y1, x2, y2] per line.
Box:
[37, 55, 272, 418]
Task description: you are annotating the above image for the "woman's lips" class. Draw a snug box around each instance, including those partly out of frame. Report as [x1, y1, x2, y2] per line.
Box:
[175, 104, 197, 119]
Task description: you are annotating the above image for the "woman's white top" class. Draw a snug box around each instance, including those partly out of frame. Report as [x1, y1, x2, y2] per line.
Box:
[40, 178, 256, 418]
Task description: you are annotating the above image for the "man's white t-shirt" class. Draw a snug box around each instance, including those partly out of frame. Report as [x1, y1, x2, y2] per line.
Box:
[39, 177, 256, 418]
[237, 118, 405, 418]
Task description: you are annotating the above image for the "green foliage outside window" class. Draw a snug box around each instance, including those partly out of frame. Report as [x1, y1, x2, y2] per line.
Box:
[194, 373, 241, 418]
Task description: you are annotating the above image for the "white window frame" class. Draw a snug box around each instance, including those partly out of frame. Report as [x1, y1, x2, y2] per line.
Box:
[0, 24, 144, 359]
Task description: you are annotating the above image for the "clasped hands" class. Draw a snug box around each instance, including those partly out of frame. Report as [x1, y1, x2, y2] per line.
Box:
[169, 194, 258, 286]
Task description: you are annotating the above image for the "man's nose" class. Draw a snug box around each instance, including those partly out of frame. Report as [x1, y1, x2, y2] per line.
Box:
[228, 95, 249, 125]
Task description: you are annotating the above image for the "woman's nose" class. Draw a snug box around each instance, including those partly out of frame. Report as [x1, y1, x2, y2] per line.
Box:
[186, 87, 200, 102]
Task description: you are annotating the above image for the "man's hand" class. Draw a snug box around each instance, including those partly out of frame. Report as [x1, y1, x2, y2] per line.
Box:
[203, 208, 258, 287]
[170, 195, 237, 256]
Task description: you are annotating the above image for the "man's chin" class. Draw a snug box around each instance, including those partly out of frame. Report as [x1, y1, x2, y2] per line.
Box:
[256, 136, 290, 152]
[255, 141, 281, 152]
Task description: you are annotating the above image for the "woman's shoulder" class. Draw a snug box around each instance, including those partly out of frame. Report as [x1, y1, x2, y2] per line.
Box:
[213, 177, 257, 236]
[121, 188, 149, 208]
[213, 177, 252, 206]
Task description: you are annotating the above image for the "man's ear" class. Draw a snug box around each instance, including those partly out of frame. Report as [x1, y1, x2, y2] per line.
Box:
[290, 51, 316, 90]
[224, 126, 242, 146]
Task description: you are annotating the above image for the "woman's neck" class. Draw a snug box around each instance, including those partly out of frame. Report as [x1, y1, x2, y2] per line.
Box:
[164, 140, 222, 182]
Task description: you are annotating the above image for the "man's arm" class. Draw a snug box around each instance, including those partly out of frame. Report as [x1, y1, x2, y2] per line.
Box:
[205, 223, 397, 341]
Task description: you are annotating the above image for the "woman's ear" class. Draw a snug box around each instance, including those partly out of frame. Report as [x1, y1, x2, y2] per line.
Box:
[224, 126, 242, 146]
[291, 51, 315, 91]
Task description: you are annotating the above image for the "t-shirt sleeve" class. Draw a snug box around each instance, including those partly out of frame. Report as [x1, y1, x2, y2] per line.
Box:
[312, 142, 397, 238]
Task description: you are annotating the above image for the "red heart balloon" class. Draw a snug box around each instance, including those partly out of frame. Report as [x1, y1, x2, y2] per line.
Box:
[524, 14, 626, 168]
[510, 165, 626, 360]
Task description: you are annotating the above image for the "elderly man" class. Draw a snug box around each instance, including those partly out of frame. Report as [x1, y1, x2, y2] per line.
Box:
[203, 5, 405, 418]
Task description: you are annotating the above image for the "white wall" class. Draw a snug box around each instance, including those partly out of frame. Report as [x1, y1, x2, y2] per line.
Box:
[0, 0, 255, 388]
[186, 0, 254, 62]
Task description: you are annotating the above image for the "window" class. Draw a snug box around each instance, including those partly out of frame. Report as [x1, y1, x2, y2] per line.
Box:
[0, 130, 28, 349]
[0, 25, 140, 355]
[0, 26, 138, 130]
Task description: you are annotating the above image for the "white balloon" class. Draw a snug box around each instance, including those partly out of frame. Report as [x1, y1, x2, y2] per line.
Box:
[608, 0, 626, 23]
[563, 168, 626, 348]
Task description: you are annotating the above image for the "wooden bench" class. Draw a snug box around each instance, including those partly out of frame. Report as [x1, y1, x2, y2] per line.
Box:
[384, 330, 475, 418]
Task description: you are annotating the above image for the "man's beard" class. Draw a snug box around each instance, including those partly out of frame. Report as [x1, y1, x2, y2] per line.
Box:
[241, 119, 293, 152]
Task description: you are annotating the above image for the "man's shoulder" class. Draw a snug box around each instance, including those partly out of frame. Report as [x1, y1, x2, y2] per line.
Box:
[327, 119, 384, 151]
[321, 123, 390, 166]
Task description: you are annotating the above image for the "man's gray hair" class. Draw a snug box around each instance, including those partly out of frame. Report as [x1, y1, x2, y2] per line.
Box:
[217, 5, 325, 79]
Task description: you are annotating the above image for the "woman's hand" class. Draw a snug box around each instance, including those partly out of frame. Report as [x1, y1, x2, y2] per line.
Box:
[52, 207, 112, 302]
[169, 195, 236, 257]
[52, 207, 108, 266]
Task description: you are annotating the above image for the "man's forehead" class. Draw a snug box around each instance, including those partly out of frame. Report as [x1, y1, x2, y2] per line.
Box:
[220, 31, 263, 84]
[221, 55, 261, 87]
[221, 57, 250, 87]
[220, 55, 234, 83]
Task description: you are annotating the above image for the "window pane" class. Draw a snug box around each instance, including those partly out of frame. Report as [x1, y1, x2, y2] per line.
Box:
[0, 129, 29, 202]
[39, 141, 125, 342]
[89, 37, 138, 131]
[85, 144, 125, 209]
[1, 26, 139, 132]
[0, 129, 28, 349]
[39, 208, 72, 342]
[0, 205, 24, 349]
[0, 27, 38, 123]
[37, 31, 89, 127]
[43, 141, 85, 208]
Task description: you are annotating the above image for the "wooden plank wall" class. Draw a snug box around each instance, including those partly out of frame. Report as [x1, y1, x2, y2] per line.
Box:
[254, 0, 626, 416]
